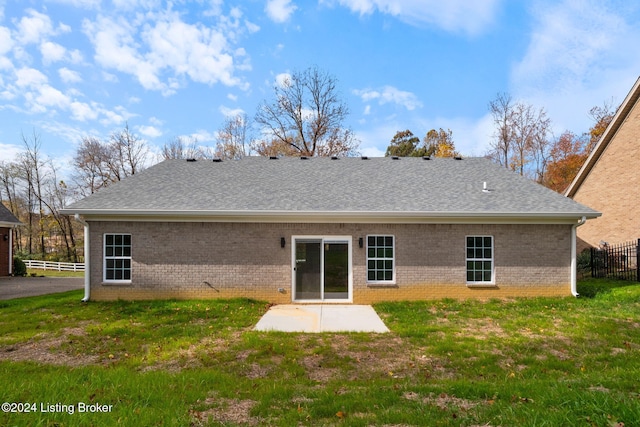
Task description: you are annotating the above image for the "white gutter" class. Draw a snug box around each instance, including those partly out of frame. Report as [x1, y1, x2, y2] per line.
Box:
[570, 216, 587, 297]
[74, 214, 90, 302]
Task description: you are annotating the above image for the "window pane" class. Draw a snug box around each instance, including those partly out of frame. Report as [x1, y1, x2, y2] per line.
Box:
[385, 236, 393, 246]
[368, 271, 376, 281]
[385, 260, 392, 270]
[483, 271, 492, 282]
[368, 260, 375, 269]
[377, 236, 385, 246]
[384, 271, 392, 281]
[106, 247, 113, 257]
[484, 237, 492, 247]
[115, 235, 122, 245]
[385, 248, 393, 258]
[106, 235, 113, 245]
[377, 260, 384, 269]
[467, 271, 474, 281]
[368, 248, 375, 257]
[377, 271, 384, 281]
[475, 237, 483, 247]
[484, 248, 492, 258]
[123, 247, 131, 257]
[115, 247, 123, 256]
[123, 235, 131, 245]
[377, 248, 385, 257]
[466, 236, 474, 247]
[368, 236, 375, 246]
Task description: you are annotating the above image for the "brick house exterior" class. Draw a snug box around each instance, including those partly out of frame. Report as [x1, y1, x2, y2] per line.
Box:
[565, 77, 640, 250]
[0, 204, 21, 276]
[63, 157, 599, 302]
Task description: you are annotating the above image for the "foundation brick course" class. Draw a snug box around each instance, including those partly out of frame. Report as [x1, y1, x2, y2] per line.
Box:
[88, 221, 572, 303]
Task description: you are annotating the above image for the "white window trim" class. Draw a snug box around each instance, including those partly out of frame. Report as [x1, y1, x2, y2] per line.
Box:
[366, 235, 396, 285]
[103, 233, 132, 284]
[465, 235, 495, 286]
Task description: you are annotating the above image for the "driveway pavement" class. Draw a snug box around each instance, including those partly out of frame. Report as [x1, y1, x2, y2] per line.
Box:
[0, 276, 84, 300]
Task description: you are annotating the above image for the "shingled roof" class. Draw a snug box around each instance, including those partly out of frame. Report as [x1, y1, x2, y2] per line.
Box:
[0, 203, 20, 227]
[62, 156, 599, 222]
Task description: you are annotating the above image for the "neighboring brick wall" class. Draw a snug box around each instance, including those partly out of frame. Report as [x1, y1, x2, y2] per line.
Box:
[572, 98, 640, 249]
[88, 221, 572, 302]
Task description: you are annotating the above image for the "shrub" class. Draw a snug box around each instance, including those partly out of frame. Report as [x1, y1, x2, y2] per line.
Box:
[13, 257, 27, 277]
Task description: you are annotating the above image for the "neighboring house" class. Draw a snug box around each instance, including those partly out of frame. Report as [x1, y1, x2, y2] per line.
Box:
[565, 77, 640, 250]
[62, 156, 599, 303]
[0, 203, 21, 276]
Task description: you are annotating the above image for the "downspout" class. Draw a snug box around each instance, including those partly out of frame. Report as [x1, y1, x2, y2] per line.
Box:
[75, 214, 90, 302]
[571, 216, 587, 297]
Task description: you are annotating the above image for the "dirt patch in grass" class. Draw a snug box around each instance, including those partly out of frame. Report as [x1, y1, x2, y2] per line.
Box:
[190, 397, 260, 426]
[0, 324, 99, 366]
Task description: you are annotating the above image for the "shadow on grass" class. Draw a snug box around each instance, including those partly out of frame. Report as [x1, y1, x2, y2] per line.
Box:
[577, 277, 637, 298]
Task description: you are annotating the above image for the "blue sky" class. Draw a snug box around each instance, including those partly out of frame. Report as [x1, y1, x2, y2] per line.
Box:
[1, 0, 639, 174]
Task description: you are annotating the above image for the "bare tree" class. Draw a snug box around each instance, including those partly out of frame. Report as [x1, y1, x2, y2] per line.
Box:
[255, 66, 359, 157]
[215, 113, 252, 159]
[73, 124, 150, 196]
[488, 93, 515, 168]
[108, 123, 149, 179]
[162, 136, 214, 160]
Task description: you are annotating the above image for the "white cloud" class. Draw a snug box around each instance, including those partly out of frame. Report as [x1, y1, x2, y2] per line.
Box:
[58, 67, 82, 83]
[512, 0, 640, 134]
[70, 100, 98, 121]
[324, 0, 500, 35]
[219, 105, 245, 117]
[265, 0, 298, 23]
[15, 67, 48, 87]
[15, 9, 55, 44]
[137, 125, 162, 138]
[354, 85, 423, 110]
[83, 9, 249, 96]
[0, 26, 13, 55]
[40, 41, 66, 64]
[275, 72, 291, 87]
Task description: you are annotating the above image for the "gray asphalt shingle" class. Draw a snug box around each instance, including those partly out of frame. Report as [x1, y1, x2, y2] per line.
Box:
[63, 156, 599, 218]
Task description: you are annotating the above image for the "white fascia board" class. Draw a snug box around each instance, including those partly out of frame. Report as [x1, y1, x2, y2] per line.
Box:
[65, 209, 601, 225]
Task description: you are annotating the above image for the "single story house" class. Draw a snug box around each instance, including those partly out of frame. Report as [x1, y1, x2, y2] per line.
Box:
[565, 76, 640, 250]
[0, 203, 21, 276]
[62, 156, 599, 303]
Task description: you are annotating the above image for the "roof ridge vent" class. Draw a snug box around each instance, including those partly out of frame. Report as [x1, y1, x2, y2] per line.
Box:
[331, 156, 339, 160]
[361, 156, 369, 160]
[269, 156, 278, 160]
[186, 158, 197, 162]
[300, 156, 309, 160]
[391, 156, 400, 160]
[454, 156, 463, 160]
[212, 158, 222, 163]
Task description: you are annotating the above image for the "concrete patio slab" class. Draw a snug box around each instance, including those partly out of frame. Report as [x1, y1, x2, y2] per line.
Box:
[254, 304, 389, 333]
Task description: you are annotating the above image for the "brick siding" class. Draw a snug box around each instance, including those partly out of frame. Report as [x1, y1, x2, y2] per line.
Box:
[572, 98, 640, 249]
[88, 221, 572, 302]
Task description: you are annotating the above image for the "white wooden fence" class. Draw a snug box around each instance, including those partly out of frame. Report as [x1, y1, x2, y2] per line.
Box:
[23, 260, 85, 272]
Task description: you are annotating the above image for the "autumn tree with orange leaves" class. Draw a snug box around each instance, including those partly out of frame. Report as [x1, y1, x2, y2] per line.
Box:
[543, 131, 587, 193]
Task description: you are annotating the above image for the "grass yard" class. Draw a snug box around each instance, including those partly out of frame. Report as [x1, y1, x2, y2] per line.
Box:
[0, 279, 639, 426]
[26, 268, 85, 278]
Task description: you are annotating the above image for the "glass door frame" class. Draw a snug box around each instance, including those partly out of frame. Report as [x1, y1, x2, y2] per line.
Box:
[291, 235, 353, 303]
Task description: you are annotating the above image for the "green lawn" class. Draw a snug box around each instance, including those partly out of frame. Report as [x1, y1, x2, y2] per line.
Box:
[26, 268, 85, 278]
[0, 279, 639, 426]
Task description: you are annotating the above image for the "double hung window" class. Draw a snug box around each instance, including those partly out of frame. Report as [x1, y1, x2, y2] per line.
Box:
[367, 235, 395, 283]
[466, 236, 493, 284]
[104, 234, 131, 282]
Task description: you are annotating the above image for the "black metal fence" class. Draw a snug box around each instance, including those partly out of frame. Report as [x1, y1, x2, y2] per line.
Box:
[591, 239, 640, 281]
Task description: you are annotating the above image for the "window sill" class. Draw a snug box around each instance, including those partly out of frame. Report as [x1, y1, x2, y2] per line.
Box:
[101, 281, 133, 286]
[466, 283, 497, 288]
[367, 283, 398, 289]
